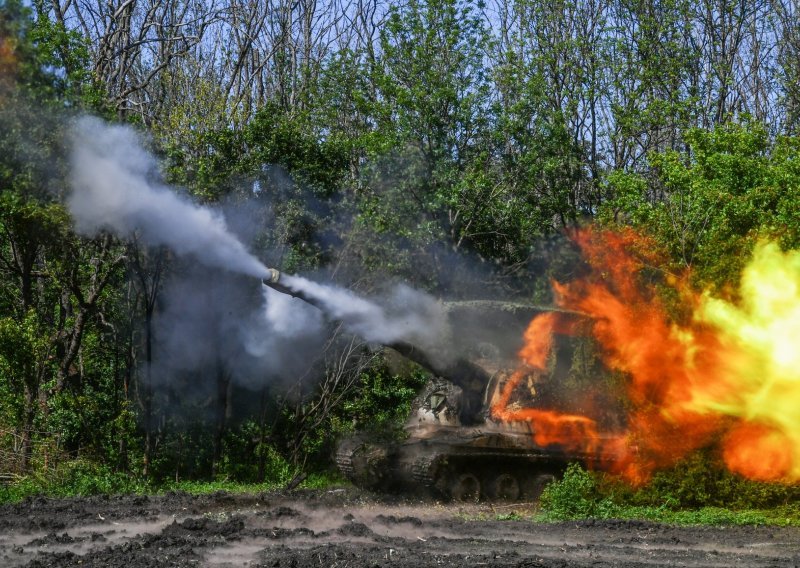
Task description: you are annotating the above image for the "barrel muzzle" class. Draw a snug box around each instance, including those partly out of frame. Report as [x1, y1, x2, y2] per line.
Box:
[264, 267, 282, 286]
[262, 267, 300, 299]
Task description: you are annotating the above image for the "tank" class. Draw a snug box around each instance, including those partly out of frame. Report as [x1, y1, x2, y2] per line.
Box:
[335, 349, 626, 501]
[335, 377, 569, 501]
[263, 271, 625, 501]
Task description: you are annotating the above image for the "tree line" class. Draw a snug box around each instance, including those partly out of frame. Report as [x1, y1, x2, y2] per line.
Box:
[1, 0, 800, 489]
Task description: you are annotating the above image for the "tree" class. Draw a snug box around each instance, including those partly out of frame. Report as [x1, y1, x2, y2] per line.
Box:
[0, 1, 131, 473]
[35, 0, 219, 120]
[338, 0, 506, 289]
[603, 122, 800, 287]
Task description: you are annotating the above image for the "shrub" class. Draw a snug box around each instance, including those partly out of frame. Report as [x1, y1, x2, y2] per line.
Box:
[631, 450, 800, 510]
[49, 460, 148, 496]
[0, 459, 149, 503]
[539, 463, 619, 519]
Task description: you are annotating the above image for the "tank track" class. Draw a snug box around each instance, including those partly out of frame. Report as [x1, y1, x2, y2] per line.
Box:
[335, 437, 363, 481]
[394, 443, 567, 496]
[338, 435, 582, 500]
[410, 454, 441, 487]
[336, 436, 392, 489]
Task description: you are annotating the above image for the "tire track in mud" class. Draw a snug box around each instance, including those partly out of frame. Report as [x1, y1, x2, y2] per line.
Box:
[1, 489, 799, 567]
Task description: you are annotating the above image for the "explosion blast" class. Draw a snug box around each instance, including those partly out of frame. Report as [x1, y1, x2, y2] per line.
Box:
[492, 229, 800, 484]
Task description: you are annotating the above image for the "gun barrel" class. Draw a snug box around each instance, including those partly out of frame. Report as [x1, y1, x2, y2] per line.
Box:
[259, 266, 491, 422]
[264, 267, 281, 285]
[262, 267, 318, 304]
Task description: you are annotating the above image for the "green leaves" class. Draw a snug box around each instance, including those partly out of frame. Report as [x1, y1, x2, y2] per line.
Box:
[539, 463, 619, 519]
[603, 122, 800, 288]
[0, 1, 95, 106]
[0, 310, 50, 427]
[341, 365, 428, 440]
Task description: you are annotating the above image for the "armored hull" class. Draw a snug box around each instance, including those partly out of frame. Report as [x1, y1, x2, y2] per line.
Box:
[337, 426, 566, 501]
[261, 269, 622, 501]
[336, 374, 625, 501]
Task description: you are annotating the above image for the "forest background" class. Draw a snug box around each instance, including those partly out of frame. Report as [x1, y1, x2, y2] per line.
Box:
[2, 0, 800, 512]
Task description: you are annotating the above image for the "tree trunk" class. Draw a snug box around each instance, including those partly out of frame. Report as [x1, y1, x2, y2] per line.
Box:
[142, 313, 153, 477]
[211, 359, 231, 479]
[20, 382, 36, 472]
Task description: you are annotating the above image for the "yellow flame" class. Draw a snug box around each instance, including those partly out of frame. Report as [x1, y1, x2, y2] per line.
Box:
[693, 242, 800, 479]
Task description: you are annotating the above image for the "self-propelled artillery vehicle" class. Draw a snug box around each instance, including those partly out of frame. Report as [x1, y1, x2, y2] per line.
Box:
[263, 269, 625, 501]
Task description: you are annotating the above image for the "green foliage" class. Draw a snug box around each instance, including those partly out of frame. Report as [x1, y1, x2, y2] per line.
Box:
[536, 501, 800, 527]
[48, 460, 148, 497]
[0, 460, 149, 503]
[155, 470, 345, 495]
[194, 104, 350, 199]
[539, 460, 800, 525]
[185, 104, 353, 274]
[259, 360, 429, 477]
[372, 0, 491, 158]
[0, 0, 98, 107]
[220, 421, 293, 484]
[666, 507, 776, 526]
[340, 365, 429, 441]
[299, 470, 349, 489]
[26, 15, 95, 102]
[145, 415, 295, 486]
[603, 122, 800, 288]
[0, 310, 51, 433]
[156, 481, 266, 496]
[606, 0, 699, 166]
[0, 469, 347, 504]
[629, 451, 800, 510]
[539, 463, 620, 520]
[346, 0, 533, 284]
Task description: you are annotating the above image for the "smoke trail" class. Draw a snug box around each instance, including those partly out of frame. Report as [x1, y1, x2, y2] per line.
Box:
[67, 116, 269, 278]
[67, 116, 450, 363]
[257, 283, 324, 342]
[281, 273, 451, 356]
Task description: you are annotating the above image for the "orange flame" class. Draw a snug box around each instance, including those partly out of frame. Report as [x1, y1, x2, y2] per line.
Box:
[491, 368, 627, 465]
[723, 423, 793, 482]
[492, 227, 800, 484]
[491, 310, 632, 473]
[557, 229, 725, 482]
[0, 34, 18, 96]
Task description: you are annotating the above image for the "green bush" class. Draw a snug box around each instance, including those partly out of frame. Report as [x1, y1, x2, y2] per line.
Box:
[537, 457, 800, 525]
[0, 459, 149, 503]
[340, 365, 429, 441]
[602, 122, 800, 289]
[0, 476, 47, 503]
[49, 460, 149, 497]
[539, 463, 620, 519]
[631, 450, 800, 509]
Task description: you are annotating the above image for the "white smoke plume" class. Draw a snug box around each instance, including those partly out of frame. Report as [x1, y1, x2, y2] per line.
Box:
[282, 274, 451, 356]
[66, 116, 451, 376]
[244, 285, 325, 357]
[68, 116, 269, 278]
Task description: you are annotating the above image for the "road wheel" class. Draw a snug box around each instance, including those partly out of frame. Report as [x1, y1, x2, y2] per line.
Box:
[523, 473, 556, 501]
[450, 473, 481, 502]
[488, 473, 520, 502]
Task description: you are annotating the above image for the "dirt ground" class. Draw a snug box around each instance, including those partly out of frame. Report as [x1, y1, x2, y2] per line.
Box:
[1, 488, 800, 567]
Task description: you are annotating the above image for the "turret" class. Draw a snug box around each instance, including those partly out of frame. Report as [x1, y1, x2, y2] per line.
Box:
[262, 268, 492, 423]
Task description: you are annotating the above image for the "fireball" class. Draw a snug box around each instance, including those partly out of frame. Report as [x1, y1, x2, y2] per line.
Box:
[492, 230, 800, 484]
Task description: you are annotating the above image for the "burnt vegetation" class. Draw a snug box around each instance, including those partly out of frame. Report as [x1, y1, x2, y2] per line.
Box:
[1, 0, 800, 515]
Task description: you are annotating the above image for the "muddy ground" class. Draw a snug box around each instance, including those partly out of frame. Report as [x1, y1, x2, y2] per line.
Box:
[1, 488, 799, 567]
